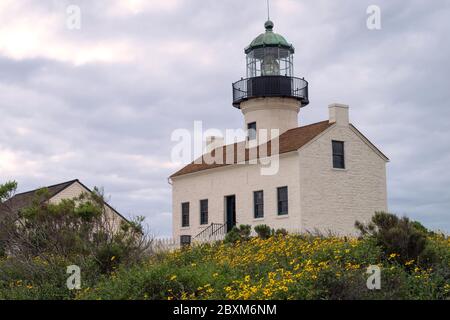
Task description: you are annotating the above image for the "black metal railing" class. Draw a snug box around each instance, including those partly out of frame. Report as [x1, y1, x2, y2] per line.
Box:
[232, 76, 309, 108]
[195, 223, 226, 239]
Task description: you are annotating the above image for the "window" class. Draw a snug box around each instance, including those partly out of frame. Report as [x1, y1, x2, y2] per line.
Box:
[181, 202, 190, 227]
[247, 122, 257, 141]
[200, 199, 208, 225]
[277, 186, 288, 215]
[180, 235, 191, 247]
[332, 141, 345, 169]
[253, 190, 264, 218]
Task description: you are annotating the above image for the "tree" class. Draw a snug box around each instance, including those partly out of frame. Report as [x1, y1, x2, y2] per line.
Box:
[0, 181, 17, 203]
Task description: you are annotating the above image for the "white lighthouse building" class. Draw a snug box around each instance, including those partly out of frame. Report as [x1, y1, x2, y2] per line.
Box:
[170, 20, 388, 245]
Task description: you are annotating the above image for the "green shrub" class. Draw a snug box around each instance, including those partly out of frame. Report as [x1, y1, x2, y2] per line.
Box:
[355, 212, 431, 265]
[0, 255, 101, 300]
[224, 225, 251, 243]
[275, 228, 288, 237]
[0, 181, 151, 274]
[254, 224, 272, 239]
[2, 232, 448, 300]
[77, 233, 449, 300]
[254, 225, 288, 239]
[0, 180, 152, 300]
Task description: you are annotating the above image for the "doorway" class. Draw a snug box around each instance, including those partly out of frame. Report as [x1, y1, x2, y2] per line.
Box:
[225, 195, 236, 232]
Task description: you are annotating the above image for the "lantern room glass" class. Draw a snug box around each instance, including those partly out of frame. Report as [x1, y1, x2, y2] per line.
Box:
[246, 47, 293, 78]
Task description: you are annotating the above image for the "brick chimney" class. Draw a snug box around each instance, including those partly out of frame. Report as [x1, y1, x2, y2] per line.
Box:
[329, 103, 349, 126]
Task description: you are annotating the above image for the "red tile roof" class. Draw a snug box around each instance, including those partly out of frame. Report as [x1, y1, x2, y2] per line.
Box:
[170, 120, 333, 178]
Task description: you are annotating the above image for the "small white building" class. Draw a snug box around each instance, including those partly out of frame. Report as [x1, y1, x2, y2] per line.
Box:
[2, 179, 128, 230]
[170, 20, 388, 245]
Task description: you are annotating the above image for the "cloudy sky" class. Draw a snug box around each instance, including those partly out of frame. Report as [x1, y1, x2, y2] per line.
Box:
[0, 0, 449, 235]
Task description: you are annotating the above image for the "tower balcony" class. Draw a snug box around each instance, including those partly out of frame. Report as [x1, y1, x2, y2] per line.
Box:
[232, 76, 309, 108]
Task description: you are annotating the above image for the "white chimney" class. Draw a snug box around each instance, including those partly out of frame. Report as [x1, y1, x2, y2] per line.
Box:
[205, 136, 224, 153]
[329, 103, 349, 126]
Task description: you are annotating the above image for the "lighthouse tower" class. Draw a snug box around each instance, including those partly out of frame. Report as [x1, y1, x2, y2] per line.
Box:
[232, 20, 309, 144]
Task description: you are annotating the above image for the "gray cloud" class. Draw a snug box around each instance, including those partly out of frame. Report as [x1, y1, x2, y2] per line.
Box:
[0, 0, 449, 235]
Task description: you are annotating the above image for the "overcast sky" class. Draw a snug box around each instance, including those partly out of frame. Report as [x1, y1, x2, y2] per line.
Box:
[0, 0, 449, 236]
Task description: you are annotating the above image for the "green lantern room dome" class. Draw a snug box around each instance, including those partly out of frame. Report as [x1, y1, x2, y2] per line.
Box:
[245, 20, 295, 54]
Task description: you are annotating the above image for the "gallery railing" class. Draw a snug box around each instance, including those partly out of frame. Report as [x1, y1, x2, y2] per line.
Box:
[232, 75, 309, 108]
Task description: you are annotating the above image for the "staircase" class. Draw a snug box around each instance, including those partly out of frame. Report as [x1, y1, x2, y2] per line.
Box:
[194, 223, 226, 243]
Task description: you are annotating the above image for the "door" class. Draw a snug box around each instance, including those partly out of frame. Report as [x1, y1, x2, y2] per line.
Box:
[225, 195, 236, 232]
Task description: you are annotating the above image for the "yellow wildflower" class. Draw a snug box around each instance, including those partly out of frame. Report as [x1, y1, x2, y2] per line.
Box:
[388, 253, 399, 259]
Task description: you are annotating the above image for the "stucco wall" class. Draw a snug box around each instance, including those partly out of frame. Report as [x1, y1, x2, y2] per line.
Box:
[298, 125, 387, 236]
[240, 97, 300, 142]
[172, 153, 301, 240]
[49, 182, 87, 204]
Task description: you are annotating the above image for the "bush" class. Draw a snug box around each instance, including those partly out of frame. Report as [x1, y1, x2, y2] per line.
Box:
[1, 231, 448, 300]
[0, 254, 102, 300]
[254, 225, 272, 239]
[355, 212, 432, 265]
[0, 183, 151, 273]
[224, 225, 251, 243]
[275, 228, 288, 237]
[77, 233, 449, 300]
[0, 181, 153, 299]
[254, 226, 288, 239]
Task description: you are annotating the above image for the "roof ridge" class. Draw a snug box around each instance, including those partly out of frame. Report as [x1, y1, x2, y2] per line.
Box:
[283, 120, 330, 133]
[171, 120, 333, 178]
[13, 179, 79, 197]
[201, 121, 330, 152]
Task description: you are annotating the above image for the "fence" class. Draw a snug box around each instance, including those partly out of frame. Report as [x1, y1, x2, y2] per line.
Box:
[150, 237, 180, 252]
